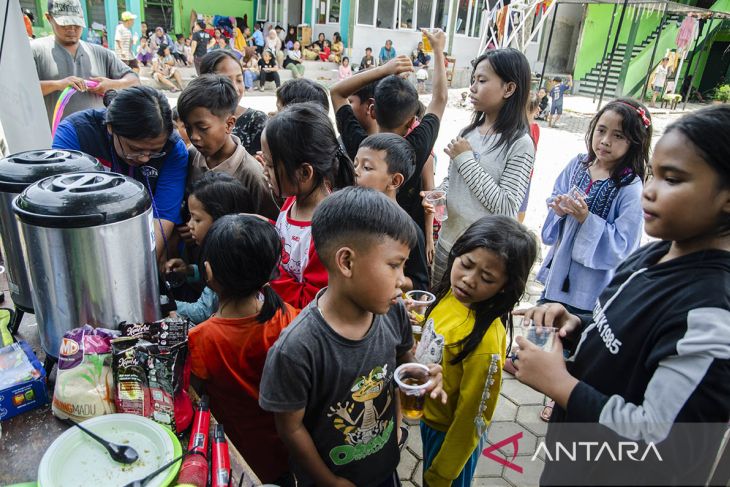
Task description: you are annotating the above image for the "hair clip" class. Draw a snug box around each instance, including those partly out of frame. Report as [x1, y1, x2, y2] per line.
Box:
[615, 101, 652, 129]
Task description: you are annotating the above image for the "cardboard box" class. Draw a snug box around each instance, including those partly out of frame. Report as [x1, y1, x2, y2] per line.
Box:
[0, 341, 49, 421]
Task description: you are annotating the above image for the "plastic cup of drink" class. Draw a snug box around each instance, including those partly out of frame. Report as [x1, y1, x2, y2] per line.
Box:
[425, 190, 448, 222]
[405, 290, 436, 316]
[518, 325, 558, 352]
[411, 325, 423, 343]
[394, 363, 432, 420]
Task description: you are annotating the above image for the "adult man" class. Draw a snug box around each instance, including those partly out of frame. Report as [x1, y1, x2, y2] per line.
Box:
[115, 11, 138, 71]
[32, 0, 139, 125]
[650, 57, 670, 108]
[190, 21, 211, 74]
[149, 26, 174, 52]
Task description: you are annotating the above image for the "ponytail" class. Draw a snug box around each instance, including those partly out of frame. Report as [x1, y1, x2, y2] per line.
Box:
[333, 147, 356, 190]
[258, 284, 285, 323]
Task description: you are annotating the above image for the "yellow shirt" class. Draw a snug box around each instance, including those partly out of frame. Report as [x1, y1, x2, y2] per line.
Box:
[415, 291, 506, 486]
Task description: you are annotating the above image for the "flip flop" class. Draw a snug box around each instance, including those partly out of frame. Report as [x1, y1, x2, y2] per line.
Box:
[540, 401, 554, 422]
[398, 425, 409, 451]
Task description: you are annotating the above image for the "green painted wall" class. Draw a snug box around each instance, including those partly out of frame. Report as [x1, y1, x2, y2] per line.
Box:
[621, 0, 730, 96]
[177, 0, 254, 35]
[574, 4, 662, 80]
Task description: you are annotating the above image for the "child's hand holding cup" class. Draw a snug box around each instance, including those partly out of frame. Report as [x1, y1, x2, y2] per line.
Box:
[395, 362, 447, 420]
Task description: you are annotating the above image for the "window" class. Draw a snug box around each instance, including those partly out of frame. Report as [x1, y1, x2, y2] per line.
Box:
[416, 0, 434, 30]
[399, 0, 415, 29]
[455, 0, 468, 34]
[357, 0, 375, 25]
[330, 0, 341, 23]
[378, 0, 397, 29]
[257, 0, 270, 20]
[433, 0, 448, 31]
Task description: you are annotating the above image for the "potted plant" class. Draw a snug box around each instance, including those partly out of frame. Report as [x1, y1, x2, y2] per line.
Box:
[714, 84, 730, 104]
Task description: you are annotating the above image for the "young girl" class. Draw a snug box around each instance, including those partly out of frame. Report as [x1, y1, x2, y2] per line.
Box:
[537, 98, 649, 314]
[516, 97, 541, 223]
[428, 49, 535, 284]
[318, 39, 332, 62]
[415, 216, 537, 486]
[152, 44, 184, 92]
[338, 56, 352, 80]
[260, 102, 355, 308]
[513, 105, 730, 487]
[166, 172, 254, 324]
[188, 214, 299, 484]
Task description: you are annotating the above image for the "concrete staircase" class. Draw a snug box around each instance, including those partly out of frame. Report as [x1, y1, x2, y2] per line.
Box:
[577, 13, 683, 98]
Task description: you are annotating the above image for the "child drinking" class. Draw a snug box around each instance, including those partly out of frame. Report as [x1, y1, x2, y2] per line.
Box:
[427, 49, 535, 284]
[416, 216, 537, 486]
[260, 187, 446, 486]
[260, 102, 355, 308]
[166, 172, 254, 324]
[512, 105, 730, 487]
[189, 214, 298, 484]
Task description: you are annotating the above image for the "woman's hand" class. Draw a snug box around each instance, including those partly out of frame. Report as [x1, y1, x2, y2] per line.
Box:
[423, 364, 448, 403]
[420, 191, 435, 216]
[177, 223, 194, 244]
[444, 137, 473, 159]
[164, 258, 189, 275]
[513, 303, 582, 341]
[561, 194, 589, 224]
[548, 195, 568, 217]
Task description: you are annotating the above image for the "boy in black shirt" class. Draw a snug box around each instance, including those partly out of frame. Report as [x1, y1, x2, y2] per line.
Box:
[354, 133, 429, 291]
[260, 187, 446, 486]
[190, 21, 211, 74]
[331, 29, 448, 235]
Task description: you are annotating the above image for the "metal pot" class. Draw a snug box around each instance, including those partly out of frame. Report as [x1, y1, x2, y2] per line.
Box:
[13, 172, 160, 358]
[0, 150, 101, 313]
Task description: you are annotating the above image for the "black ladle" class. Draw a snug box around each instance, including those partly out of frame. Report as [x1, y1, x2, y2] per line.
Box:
[123, 449, 193, 487]
[67, 419, 139, 464]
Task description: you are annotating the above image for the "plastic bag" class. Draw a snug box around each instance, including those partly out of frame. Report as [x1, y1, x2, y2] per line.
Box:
[52, 325, 118, 421]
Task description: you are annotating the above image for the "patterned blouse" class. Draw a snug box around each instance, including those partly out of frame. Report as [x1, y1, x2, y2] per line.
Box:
[233, 108, 267, 154]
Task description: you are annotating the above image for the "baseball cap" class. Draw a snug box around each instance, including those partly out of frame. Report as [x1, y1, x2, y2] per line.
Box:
[121, 11, 137, 21]
[47, 0, 85, 27]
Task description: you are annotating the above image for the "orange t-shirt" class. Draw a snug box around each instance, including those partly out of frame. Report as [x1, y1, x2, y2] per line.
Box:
[189, 303, 299, 483]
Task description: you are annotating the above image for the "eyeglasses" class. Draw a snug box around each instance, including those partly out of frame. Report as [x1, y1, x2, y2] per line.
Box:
[114, 134, 167, 161]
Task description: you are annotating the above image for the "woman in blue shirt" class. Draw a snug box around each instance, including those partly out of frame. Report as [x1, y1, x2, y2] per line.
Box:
[53, 85, 188, 261]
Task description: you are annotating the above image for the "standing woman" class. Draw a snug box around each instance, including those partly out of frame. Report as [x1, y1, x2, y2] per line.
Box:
[52, 86, 188, 262]
[199, 50, 268, 154]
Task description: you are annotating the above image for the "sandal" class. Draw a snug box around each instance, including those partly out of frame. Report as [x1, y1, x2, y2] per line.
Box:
[540, 400, 554, 422]
[503, 357, 518, 375]
[398, 425, 409, 451]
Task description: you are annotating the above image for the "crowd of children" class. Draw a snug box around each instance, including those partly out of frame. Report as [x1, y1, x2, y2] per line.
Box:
[89, 22, 730, 486]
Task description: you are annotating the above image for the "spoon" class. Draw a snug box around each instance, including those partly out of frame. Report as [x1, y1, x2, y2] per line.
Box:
[67, 418, 139, 464]
[123, 449, 193, 487]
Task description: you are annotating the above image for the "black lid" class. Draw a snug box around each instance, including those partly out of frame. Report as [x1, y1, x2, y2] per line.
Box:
[13, 172, 151, 228]
[0, 150, 102, 193]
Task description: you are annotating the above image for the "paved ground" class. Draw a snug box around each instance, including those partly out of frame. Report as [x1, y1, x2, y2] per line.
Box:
[3, 89, 695, 485]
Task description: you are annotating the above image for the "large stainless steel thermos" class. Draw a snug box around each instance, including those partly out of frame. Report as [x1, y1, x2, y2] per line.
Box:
[0, 150, 101, 314]
[13, 172, 161, 358]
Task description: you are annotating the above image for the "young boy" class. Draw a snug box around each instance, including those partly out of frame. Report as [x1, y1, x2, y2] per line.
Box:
[177, 74, 278, 219]
[548, 74, 572, 127]
[331, 29, 448, 238]
[355, 134, 429, 291]
[360, 47, 375, 71]
[260, 187, 446, 487]
[276, 78, 330, 112]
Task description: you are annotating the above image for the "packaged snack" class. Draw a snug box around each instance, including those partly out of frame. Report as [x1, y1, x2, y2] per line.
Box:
[111, 337, 150, 418]
[52, 325, 118, 421]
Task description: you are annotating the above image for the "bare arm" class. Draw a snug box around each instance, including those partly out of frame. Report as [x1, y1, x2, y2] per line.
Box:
[422, 29, 448, 120]
[421, 155, 436, 263]
[191, 40, 198, 54]
[274, 410, 355, 487]
[40, 76, 87, 95]
[154, 219, 175, 263]
[330, 55, 414, 113]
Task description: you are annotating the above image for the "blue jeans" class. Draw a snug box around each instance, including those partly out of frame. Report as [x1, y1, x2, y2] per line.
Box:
[244, 70, 259, 89]
[421, 422, 486, 486]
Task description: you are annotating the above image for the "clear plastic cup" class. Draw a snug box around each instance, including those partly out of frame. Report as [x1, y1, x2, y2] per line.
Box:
[405, 290, 435, 317]
[425, 190, 448, 222]
[394, 363, 432, 420]
[516, 325, 558, 352]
